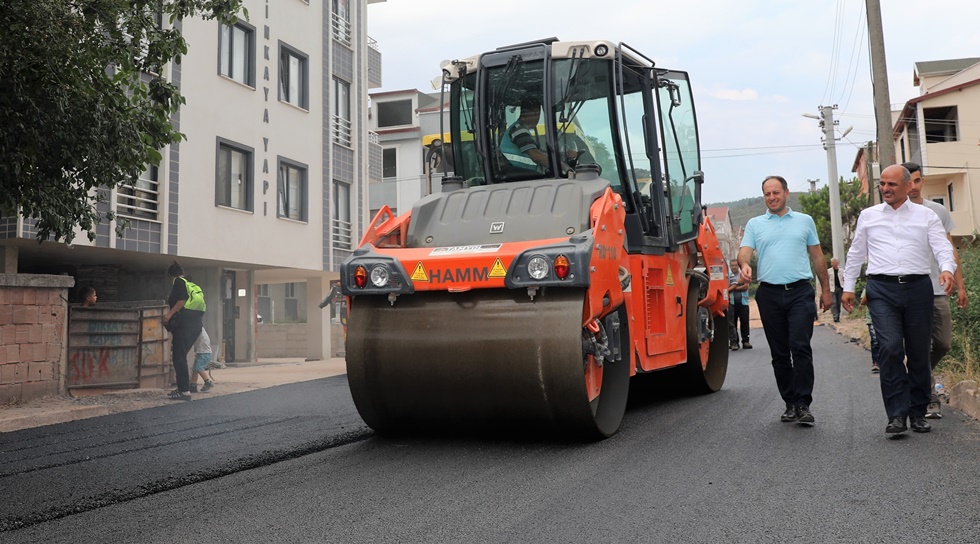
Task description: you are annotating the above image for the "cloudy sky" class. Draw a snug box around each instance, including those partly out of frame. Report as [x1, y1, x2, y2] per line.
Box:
[367, 0, 980, 204]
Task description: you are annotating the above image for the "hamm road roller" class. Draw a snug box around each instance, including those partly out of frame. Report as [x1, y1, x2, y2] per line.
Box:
[340, 39, 729, 439]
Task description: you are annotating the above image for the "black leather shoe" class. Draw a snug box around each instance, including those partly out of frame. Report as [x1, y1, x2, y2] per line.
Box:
[910, 416, 932, 433]
[780, 405, 797, 422]
[885, 417, 908, 434]
[796, 406, 815, 424]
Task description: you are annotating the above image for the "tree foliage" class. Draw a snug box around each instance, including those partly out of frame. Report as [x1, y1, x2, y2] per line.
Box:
[798, 177, 868, 260]
[0, 0, 245, 243]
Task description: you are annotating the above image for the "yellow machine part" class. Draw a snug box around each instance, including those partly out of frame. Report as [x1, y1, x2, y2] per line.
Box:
[346, 287, 630, 438]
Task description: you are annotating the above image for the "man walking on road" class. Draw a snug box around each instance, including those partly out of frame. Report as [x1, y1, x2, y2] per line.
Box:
[903, 162, 968, 420]
[739, 176, 831, 425]
[729, 259, 751, 350]
[842, 165, 957, 435]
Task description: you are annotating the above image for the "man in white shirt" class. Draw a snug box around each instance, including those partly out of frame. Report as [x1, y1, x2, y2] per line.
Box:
[841, 165, 956, 436]
[903, 162, 968, 420]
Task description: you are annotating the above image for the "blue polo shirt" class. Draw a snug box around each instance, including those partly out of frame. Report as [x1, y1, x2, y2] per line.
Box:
[740, 208, 819, 285]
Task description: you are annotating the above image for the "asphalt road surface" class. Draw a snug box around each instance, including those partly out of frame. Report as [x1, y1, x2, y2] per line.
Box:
[3, 325, 979, 543]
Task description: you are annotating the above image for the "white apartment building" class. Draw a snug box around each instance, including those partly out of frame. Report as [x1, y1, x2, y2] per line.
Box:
[0, 0, 384, 362]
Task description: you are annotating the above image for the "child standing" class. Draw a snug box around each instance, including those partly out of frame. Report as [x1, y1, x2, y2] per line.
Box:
[189, 328, 215, 393]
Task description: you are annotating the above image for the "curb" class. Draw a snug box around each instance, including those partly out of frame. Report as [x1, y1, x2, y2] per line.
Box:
[0, 405, 110, 433]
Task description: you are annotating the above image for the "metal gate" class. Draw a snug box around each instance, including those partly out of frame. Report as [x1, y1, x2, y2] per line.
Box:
[67, 302, 170, 391]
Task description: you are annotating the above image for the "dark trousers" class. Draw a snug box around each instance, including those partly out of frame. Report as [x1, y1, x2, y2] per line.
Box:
[729, 303, 750, 344]
[756, 282, 817, 408]
[831, 290, 843, 321]
[170, 314, 203, 393]
[867, 323, 880, 364]
[866, 277, 933, 419]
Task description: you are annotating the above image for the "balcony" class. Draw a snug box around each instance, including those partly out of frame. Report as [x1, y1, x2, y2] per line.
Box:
[368, 37, 382, 89]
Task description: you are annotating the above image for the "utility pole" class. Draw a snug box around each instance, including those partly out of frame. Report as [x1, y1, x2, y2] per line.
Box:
[866, 0, 896, 168]
[820, 105, 845, 265]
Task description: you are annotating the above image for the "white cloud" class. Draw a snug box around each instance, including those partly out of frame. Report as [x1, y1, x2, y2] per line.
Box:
[707, 88, 759, 101]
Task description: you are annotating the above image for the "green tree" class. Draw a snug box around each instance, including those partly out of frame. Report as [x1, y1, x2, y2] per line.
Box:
[798, 177, 866, 260]
[0, 0, 246, 243]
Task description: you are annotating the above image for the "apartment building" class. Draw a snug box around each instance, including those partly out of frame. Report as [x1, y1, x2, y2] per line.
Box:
[367, 89, 450, 217]
[892, 57, 980, 240]
[0, 0, 384, 363]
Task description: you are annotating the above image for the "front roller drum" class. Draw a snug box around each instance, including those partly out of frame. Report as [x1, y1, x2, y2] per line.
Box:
[346, 288, 630, 438]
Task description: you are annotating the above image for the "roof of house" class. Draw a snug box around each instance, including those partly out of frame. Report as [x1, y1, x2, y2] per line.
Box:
[706, 207, 729, 220]
[913, 57, 980, 85]
[893, 76, 980, 137]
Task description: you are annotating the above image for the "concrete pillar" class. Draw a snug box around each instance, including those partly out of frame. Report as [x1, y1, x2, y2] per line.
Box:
[306, 275, 330, 360]
[0, 246, 18, 273]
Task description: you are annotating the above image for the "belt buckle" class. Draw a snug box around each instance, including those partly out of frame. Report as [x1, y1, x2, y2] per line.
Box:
[898, 275, 909, 284]
[783, 283, 792, 290]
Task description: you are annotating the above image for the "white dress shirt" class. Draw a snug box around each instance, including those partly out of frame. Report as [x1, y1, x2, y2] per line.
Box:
[843, 199, 956, 292]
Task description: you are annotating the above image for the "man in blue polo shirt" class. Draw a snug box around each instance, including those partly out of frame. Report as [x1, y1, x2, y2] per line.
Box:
[738, 176, 831, 425]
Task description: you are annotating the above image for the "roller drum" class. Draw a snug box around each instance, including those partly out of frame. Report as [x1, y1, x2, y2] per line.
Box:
[346, 287, 606, 435]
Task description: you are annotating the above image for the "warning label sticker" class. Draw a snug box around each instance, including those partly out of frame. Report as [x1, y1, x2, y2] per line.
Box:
[410, 262, 429, 282]
[429, 244, 502, 256]
[488, 258, 507, 278]
[666, 267, 674, 286]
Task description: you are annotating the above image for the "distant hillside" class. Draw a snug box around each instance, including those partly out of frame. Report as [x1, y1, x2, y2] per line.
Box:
[707, 194, 801, 232]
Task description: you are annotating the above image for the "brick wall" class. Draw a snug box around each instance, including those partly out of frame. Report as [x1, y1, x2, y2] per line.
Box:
[0, 274, 73, 404]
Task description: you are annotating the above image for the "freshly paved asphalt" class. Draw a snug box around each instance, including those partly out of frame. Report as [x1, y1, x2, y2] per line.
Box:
[2, 325, 979, 543]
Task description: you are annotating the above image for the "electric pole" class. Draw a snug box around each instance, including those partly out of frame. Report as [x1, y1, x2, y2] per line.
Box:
[866, 0, 896, 168]
[820, 105, 845, 265]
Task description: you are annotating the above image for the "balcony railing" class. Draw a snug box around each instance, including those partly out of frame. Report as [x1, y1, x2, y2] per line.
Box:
[331, 12, 351, 47]
[117, 175, 160, 221]
[332, 218, 352, 250]
[332, 115, 352, 147]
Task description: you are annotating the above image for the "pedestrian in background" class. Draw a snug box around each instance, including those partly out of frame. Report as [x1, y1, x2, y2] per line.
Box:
[189, 327, 215, 393]
[861, 288, 880, 374]
[738, 175, 831, 425]
[825, 258, 845, 322]
[728, 259, 751, 350]
[842, 165, 956, 435]
[903, 161, 968, 419]
[163, 261, 206, 401]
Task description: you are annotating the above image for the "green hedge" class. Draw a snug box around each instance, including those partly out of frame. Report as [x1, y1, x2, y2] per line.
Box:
[944, 240, 980, 380]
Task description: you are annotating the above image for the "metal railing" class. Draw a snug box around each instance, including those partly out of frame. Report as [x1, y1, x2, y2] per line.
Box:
[332, 218, 352, 250]
[332, 115, 352, 147]
[117, 175, 160, 221]
[331, 12, 351, 47]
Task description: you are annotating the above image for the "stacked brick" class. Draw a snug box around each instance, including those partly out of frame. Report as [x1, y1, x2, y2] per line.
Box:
[0, 275, 73, 404]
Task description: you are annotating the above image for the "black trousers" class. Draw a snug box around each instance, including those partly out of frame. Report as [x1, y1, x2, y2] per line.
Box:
[756, 282, 817, 408]
[729, 303, 750, 343]
[866, 277, 933, 419]
[170, 312, 203, 393]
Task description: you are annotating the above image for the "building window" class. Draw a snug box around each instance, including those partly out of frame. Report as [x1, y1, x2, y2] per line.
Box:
[332, 78, 352, 146]
[257, 284, 269, 296]
[277, 157, 308, 221]
[333, 181, 352, 250]
[219, 22, 255, 86]
[331, 0, 351, 46]
[117, 164, 160, 221]
[923, 106, 958, 143]
[382, 148, 397, 180]
[377, 99, 413, 128]
[278, 43, 309, 109]
[216, 139, 253, 211]
[285, 283, 296, 298]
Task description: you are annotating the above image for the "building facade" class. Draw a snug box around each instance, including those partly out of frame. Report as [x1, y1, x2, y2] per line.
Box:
[892, 57, 980, 241]
[0, 0, 384, 363]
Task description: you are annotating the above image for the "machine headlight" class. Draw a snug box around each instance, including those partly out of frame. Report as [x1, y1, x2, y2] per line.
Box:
[370, 265, 390, 287]
[527, 256, 549, 280]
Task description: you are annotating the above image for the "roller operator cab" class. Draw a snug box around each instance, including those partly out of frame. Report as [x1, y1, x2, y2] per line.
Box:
[341, 39, 729, 439]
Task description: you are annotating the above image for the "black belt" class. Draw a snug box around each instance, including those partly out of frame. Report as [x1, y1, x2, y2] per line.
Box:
[760, 279, 810, 290]
[868, 274, 929, 284]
